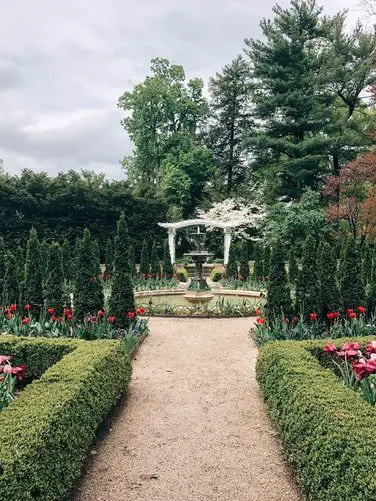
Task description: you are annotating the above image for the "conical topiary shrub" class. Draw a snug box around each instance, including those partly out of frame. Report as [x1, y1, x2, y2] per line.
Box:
[150, 241, 160, 278]
[23, 228, 44, 316]
[318, 242, 340, 318]
[44, 242, 64, 314]
[109, 213, 135, 328]
[266, 243, 292, 321]
[105, 238, 114, 276]
[239, 241, 249, 281]
[288, 248, 299, 285]
[139, 240, 150, 277]
[295, 235, 320, 317]
[252, 243, 264, 281]
[3, 252, 20, 306]
[340, 238, 364, 310]
[226, 243, 238, 279]
[162, 242, 174, 279]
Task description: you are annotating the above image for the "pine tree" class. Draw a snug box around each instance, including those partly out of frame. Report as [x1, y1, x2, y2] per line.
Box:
[139, 240, 150, 277]
[109, 213, 135, 328]
[295, 235, 320, 317]
[150, 241, 160, 278]
[340, 238, 364, 310]
[252, 243, 264, 281]
[23, 228, 44, 316]
[318, 242, 340, 317]
[3, 252, 19, 306]
[44, 242, 64, 314]
[239, 241, 249, 281]
[105, 238, 114, 276]
[266, 243, 292, 321]
[226, 243, 238, 279]
[207, 55, 252, 193]
[162, 241, 174, 279]
[61, 239, 71, 282]
[288, 248, 299, 285]
[73, 229, 104, 319]
[262, 244, 271, 278]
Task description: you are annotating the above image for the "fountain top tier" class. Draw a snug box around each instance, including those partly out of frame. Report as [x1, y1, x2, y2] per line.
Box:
[184, 225, 213, 257]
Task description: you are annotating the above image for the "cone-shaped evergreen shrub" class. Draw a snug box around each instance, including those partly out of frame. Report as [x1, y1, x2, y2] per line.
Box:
[14, 245, 25, 301]
[263, 244, 271, 279]
[139, 240, 150, 276]
[73, 229, 104, 319]
[288, 248, 299, 285]
[226, 243, 238, 279]
[162, 241, 174, 279]
[0, 237, 6, 295]
[318, 242, 340, 317]
[39, 240, 49, 283]
[252, 243, 264, 281]
[295, 235, 320, 317]
[3, 252, 19, 305]
[23, 228, 44, 315]
[362, 244, 373, 290]
[150, 241, 160, 278]
[44, 242, 64, 314]
[105, 238, 114, 275]
[266, 243, 292, 321]
[129, 245, 137, 277]
[73, 237, 81, 276]
[340, 238, 364, 310]
[239, 241, 249, 281]
[109, 213, 135, 328]
[61, 239, 71, 282]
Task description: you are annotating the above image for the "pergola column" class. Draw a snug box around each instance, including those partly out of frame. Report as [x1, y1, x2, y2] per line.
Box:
[223, 227, 232, 266]
[168, 227, 176, 264]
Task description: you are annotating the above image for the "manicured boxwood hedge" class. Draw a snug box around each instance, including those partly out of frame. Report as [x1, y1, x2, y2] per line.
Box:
[0, 335, 132, 501]
[257, 337, 376, 501]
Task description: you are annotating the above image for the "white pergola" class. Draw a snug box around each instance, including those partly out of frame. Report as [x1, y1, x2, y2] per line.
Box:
[158, 219, 234, 265]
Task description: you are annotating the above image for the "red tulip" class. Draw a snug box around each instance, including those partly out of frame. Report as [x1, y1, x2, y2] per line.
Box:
[23, 304, 31, 311]
[348, 311, 356, 319]
[136, 307, 146, 315]
[255, 309, 262, 315]
[327, 311, 340, 320]
[11, 364, 27, 380]
[128, 311, 135, 319]
[97, 309, 105, 318]
[64, 308, 72, 317]
[357, 306, 366, 314]
[22, 317, 30, 325]
[342, 342, 361, 351]
[51, 315, 57, 322]
[47, 308, 54, 315]
[9, 304, 17, 312]
[323, 343, 337, 353]
[57, 316, 63, 323]
[337, 349, 358, 359]
[353, 359, 376, 380]
[88, 316, 97, 324]
[107, 316, 116, 324]
[6, 313, 12, 320]
[256, 317, 266, 325]
[366, 341, 376, 354]
[0, 355, 11, 364]
[66, 313, 73, 321]
[309, 312, 318, 321]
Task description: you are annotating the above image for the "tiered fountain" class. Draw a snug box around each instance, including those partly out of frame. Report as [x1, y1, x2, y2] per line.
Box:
[183, 226, 214, 304]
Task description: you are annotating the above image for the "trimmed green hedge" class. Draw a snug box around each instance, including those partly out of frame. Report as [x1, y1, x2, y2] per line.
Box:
[175, 267, 188, 282]
[256, 337, 376, 501]
[210, 267, 225, 282]
[0, 336, 132, 501]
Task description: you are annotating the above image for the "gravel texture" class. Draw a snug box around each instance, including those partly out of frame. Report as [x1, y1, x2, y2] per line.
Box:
[74, 317, 301, 501]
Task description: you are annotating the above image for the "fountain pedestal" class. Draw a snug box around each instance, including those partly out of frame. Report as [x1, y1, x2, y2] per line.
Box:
[183, 251, 214, 304]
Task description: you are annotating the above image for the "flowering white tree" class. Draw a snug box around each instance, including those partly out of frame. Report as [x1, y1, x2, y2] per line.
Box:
[197, 186, 265, 239]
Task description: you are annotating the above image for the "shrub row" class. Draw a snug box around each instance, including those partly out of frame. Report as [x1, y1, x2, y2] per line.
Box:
[256, 337, 376, 501]
[0, 336, 132, 501]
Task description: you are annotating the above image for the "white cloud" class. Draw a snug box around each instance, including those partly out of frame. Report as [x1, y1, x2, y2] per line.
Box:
[0, 0, 358, 179]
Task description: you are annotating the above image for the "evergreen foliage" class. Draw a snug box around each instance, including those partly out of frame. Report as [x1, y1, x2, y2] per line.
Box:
[23, 228, 44, 315]
[139, 240, 150, 276]
[318, 242, 340, 317]
[263, 244, 271, 278]
[0, 237, 6, 295]
[266, 243, 292, 320]
[61, 239, 71, 282]
[239, 241, 249, 281]
[252, 244, 264, 281]
[288, 248, 299, 284]
[3, 252, 19, 305]
[362, 244, 373, 290]
[162, 242, 174, 279]
[109, 213, 135, 328]
[150, 241, 160, 278]
[105, 238, 114, 275]
[295, 235, 320, 317]
[73, 229, 104, 319]
[129, 245, 137, 277]
[226, 243, 238, 279]
[340, 238, 364, 310]
[44, 242, 64, 314]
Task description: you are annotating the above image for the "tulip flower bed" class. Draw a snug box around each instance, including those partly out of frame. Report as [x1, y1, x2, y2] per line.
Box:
[257, 336, 376, 501]
[0, 355, 27, 412]
[253, 306, 374, 346]
[0, 335, 131, 501]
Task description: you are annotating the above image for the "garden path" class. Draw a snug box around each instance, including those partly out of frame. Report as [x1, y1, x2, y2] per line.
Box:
[74, 317, 301, 501]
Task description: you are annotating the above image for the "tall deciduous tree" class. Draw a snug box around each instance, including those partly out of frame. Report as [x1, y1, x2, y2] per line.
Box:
[109, 213, 135, 328]
[207, 55, 252, 193]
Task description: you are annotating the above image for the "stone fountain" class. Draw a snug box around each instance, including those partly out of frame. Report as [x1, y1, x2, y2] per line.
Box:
[183, 226, 214, 303]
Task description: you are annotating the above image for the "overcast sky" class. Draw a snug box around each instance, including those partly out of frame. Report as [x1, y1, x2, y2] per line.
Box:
[0, 0, 364, 180]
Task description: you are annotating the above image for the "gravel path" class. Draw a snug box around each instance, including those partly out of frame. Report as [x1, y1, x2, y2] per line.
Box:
[74, 317, 301, 501]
